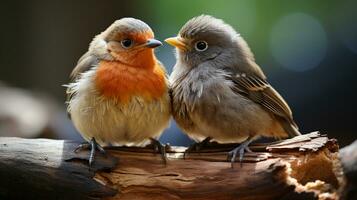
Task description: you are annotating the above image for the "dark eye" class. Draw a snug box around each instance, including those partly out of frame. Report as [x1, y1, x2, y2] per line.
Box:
[195, 41, 208, 51]
[121, 39, 133, 48]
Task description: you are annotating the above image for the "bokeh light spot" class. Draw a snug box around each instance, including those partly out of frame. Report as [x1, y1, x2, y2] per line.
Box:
[270, 13, 327, 72]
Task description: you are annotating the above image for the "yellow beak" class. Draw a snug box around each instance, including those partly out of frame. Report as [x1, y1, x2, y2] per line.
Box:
[165, 37, 189, 51]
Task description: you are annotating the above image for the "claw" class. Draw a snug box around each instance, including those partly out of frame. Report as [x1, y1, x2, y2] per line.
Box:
[184, 137, 212, 159]
[96, 143, 106, 155]
[227, 137, 253, 168]
[74, 137, 106, 167]
[149, 138, 167, 165]
[74, 143, 90, 153]
[245, 146, 252, 153]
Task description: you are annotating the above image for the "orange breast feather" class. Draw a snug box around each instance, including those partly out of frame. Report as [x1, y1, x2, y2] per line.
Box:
[95, 60, 167, 103]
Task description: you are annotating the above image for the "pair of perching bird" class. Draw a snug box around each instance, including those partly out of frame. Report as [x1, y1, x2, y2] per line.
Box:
[66, 15, 300, 167]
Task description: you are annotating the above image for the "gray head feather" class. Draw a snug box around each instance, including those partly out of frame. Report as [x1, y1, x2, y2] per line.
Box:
[88, 18, 153, 61]
[104, 18, 153, 39]
[176, 15, 256, 71]
[180, 15, 237, 40]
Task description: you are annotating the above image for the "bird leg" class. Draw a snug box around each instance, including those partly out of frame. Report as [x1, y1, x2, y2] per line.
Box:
[74, 137, 106, 167]
[184, 137, 212, 158]
[149, 138, 167, 164]
[227, 136, 254, 168]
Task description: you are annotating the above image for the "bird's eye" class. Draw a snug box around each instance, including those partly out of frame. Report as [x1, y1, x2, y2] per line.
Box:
[121, 39, 133, 48]
[195, 41, 208, 51]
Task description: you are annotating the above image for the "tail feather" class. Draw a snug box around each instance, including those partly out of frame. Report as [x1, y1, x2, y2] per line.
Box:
[281, 119, 301, 138]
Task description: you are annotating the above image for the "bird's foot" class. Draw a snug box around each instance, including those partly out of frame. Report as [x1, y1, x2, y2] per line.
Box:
[184, 137, 212, 158]
[74, 138, 106, 167]
[149, 138, 167, 164]
[227, 138, 253, 168]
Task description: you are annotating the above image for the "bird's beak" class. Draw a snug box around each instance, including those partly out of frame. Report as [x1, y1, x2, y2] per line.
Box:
[145, 39, 162, 48]
[165, 37, 188, 51]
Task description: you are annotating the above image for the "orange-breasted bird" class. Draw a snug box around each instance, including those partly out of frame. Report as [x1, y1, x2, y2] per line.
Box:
[166, 15, 300, 167]
[65, 18, 170, 165]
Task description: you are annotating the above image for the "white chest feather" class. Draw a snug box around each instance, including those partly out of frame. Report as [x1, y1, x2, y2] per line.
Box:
[66, 68, 170, 146]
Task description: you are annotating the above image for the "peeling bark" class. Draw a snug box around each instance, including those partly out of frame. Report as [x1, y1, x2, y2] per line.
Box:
[97, 132, 344, 200]
[0, 132, 347, 200]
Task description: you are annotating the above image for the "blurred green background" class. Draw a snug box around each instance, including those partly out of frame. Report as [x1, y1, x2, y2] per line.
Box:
[0, 0, 356, 146]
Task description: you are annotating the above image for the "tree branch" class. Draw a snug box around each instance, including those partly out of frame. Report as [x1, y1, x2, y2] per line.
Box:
[0, 132, 347, 200]
[0, 138, 118, 200]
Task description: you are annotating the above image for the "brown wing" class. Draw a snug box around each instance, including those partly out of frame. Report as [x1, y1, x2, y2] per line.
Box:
[65, 52, 99, 118]
[70, 52, 99, 81]
[229, 72, 300, 136]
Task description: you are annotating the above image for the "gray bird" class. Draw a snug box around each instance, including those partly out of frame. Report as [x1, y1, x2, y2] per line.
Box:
[165, 15, 300, 166]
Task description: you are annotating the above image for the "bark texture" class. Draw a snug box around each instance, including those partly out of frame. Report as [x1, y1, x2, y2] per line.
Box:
[0, 132, 348, 200]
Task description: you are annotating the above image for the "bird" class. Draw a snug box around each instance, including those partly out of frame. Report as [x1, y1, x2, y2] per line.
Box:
[65, 18, 171, 166]
[165, 15, 300, 167]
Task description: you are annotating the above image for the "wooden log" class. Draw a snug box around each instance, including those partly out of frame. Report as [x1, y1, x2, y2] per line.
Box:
[0, 132, 346, 200]
[0, 138, 118, 200]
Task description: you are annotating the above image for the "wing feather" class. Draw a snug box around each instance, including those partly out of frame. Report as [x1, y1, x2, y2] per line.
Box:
[65, 52, 99, 118]
[229, 71, 299, 133]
